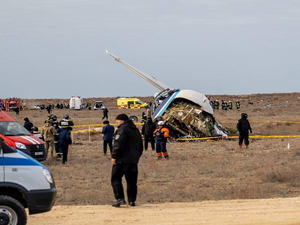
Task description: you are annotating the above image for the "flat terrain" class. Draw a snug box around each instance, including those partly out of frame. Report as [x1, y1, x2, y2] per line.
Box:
[4, 92, 300, 224]
[28, 197, 300, 225]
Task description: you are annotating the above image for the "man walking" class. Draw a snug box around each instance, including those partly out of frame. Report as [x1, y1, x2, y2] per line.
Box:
[58, 127, 73, 164]
[41, 120, 57, 158]
[141, 117, 156, 151]
[154, 121, 170, 160]
[237, 113, 252, 149]
[102, 107, 109, 120]
[111, 114, 143, 207]
[102, 120, 115, 155]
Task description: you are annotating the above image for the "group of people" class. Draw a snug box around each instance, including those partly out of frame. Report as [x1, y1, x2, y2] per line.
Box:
[104, 113, 170, 207]
[210, 100, 241, 111]
[24, 115, 74, 164]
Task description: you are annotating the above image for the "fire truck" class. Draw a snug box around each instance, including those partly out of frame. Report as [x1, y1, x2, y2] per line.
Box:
[4, 97, 21, 111]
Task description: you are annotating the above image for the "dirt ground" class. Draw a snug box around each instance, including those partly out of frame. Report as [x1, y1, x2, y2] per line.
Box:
[5, 92, 300, 224]
[28, 197, 300, 225]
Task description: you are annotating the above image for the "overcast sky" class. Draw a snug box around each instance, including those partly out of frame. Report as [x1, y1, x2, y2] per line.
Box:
[1, 0, 299, 99]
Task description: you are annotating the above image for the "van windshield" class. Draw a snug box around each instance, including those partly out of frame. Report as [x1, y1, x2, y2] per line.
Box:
[0, 122, 31, 136]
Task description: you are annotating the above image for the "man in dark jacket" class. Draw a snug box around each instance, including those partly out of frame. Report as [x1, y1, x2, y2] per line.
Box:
[58, 126, 72, 164]
[23, 117, 33, 132]
[102, 108, 109, 120]
[102, 120, 115, 155]
[141, 117, 156, 151]
[237, 113, 252, 149]
[111, 114, 143, 207]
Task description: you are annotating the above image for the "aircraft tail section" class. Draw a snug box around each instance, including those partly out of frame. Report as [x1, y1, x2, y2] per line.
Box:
[106, 50, 170, 91]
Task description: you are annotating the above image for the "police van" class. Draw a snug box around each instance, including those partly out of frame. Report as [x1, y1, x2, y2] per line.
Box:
[0, 110, 47, 161]
[0, 137, 56, 225]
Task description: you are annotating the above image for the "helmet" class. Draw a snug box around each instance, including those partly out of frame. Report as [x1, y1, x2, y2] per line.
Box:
[52, 115, 57, 121]
[64, 115, 69, 120]
[158, 121, 164, 126]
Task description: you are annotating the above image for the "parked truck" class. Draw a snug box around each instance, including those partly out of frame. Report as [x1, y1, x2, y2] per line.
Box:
[0, 110, 47, 161]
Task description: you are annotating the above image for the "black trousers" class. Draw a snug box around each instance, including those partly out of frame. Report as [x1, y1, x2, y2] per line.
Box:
[60, 147, 69, 164]
[144, 135, 155, 150]
[102, 115, 108, 120]
[239, 132, 249, 146]
[111, 164, 138, 202]
[103, 140, 113, 154]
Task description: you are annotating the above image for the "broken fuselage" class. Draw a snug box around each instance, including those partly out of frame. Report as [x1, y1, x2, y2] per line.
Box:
[106, 51, 228, 138]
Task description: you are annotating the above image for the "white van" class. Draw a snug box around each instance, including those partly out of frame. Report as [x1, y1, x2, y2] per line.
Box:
[0, 137, 56, 225]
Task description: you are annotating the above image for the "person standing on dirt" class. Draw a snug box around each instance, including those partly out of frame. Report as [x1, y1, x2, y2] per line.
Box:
[41, 120, 57, 158]
[102, 120, 115, 155]
[23, 117, 33, 132]
[154, 121, 170, 160]
[237, 113, 252, 149]
[59, 115, 74, 130]
[58, 126, 73, 164]
[102, 107, 109, 120]
[111, 114, 143, 207]
[141, 117, 156, 151]
[53, 121, 63, 158]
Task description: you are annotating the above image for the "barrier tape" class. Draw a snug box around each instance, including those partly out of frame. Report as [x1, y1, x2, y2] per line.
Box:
[220, 120, 300, 124]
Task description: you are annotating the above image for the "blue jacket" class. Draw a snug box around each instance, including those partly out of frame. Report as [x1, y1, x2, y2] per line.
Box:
[58, 129, 72, 149]
[102, 124, 115, 141]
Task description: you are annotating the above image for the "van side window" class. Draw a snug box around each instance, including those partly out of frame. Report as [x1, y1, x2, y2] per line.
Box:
[1, 142, 17, 154]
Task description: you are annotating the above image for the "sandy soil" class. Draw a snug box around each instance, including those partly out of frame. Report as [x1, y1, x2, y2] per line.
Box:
[28, 197, 300, 225]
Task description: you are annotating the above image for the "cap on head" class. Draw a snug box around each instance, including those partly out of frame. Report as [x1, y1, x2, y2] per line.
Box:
[115, 114, 129, 121]
[158, 121, 164, 126]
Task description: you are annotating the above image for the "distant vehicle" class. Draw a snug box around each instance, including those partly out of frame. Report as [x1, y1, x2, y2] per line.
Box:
[93, 101, 105, 110]
[117, 98, 148, 109]
[107, 51, 228, 138]
[69, 96, 84, 110]
[0, 110, 47, 161]
[0, 137, 56, 225]
[4, 97, 21, 111]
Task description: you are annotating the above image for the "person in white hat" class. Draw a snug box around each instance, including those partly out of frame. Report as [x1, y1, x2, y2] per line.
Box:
[153, 121, 170, 160]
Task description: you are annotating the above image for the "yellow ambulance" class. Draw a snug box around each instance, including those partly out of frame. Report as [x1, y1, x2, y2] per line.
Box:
[117, 98, 148, 109]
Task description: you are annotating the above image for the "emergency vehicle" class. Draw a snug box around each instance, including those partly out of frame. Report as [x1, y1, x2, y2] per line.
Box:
[0, 110, 47, 161]
[0, 137, 56, 225]
[117, 98, 148, 109]
[4, 98, 21, 111]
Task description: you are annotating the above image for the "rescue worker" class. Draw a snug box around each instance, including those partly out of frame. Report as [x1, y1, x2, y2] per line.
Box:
[102, 108, 109, 120]
[41, 120, 57, 158]
[237, 113, 252, 149]
[228, 101, 233, 110]
[23, 117, 33, 132]
[141, 117, 156, 151]
[88, 103, 92, 110]
[53, 121, 63, 158]
[236, 100, 241, 111]
[221, 100, 225, 110]
[214, 100, 219, 110]
[58, 127, 72, 164]
[102, 120, 115, 155]
[46, 104, 52, 114]
[111, 114, 143, 207]
[154, 121, 170, 160]
[59, 115, 74, 129]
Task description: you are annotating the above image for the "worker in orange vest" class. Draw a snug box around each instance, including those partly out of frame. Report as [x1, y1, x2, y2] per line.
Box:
[153, 121, 169, 160]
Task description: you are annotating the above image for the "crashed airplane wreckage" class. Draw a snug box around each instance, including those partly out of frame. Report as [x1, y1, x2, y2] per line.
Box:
[106, 50, 228, 138]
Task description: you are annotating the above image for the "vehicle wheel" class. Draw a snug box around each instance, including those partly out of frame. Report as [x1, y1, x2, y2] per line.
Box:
[129, 116, 138, 122]
[0, 195, 27, 225]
